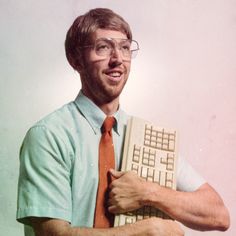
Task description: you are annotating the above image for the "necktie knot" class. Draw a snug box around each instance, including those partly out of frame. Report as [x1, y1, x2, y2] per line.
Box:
[102, 117, 115, 133]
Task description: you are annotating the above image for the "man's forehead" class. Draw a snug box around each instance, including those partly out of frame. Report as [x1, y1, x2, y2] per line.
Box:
[92, 29, 128, 40]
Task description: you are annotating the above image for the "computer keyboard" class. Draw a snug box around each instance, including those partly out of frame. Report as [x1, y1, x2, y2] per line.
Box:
[114, 116, 178, 226]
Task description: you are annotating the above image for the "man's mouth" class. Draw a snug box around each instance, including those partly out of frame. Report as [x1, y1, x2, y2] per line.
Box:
[107, 72, 122, 77]
[105, 70, 123, 81]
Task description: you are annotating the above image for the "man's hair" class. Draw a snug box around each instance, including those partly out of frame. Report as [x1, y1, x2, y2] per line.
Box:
[65, 8, 132, 70]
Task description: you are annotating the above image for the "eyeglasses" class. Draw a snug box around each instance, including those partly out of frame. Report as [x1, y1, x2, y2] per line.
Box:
[83, 38, 139, 60]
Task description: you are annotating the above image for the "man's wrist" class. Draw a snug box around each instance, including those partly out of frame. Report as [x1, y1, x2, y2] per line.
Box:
[140, 181, 160, 207]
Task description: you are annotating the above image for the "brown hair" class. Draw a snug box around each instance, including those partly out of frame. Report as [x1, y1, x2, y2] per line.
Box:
[65, 8, 132, 70]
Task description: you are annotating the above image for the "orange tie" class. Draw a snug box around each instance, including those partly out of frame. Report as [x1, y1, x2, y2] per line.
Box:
[94, 116, 115, 228]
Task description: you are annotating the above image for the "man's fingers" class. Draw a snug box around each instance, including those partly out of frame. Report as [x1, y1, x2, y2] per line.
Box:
[108, 205, 117, 213]
[109, 169, 125, 179]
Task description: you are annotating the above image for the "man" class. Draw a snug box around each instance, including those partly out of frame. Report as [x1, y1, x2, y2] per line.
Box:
[17, 8, 230, 236]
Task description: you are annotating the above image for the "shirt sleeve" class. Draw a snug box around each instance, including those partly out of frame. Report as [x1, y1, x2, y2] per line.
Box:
[176, 156, 206, 192]
[16, 125, 72, 225]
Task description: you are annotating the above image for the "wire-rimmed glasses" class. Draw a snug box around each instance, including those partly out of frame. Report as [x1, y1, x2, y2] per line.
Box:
[83, 38, 139, 60]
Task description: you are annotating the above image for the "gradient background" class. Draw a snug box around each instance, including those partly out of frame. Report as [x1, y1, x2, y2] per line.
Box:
[0, 0, 235, 235]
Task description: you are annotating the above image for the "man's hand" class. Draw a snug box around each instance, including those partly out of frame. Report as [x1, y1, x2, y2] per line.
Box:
[108, 169, 230, 231]
[132, 218, 184, 236]
[108, 169, 147, 213]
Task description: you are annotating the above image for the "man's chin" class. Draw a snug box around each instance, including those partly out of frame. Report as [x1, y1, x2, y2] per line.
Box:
[100, 89, 122, 104]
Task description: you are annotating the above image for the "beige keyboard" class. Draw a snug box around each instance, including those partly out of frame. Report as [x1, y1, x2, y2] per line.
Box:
[114, 117, 178, 226]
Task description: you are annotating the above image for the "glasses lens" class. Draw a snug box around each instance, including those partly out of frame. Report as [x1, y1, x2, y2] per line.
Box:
[95, 39, 112, 57]
[94, 38, 139, 59]
[119, 40, 132, 58]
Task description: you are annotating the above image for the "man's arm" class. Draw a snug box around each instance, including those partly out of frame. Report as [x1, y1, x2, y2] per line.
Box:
[29, 217, 184, 236]
[108, 170, 230, 231]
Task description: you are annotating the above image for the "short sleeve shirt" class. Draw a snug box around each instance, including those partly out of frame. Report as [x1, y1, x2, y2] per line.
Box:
[17, 91, 205, 235]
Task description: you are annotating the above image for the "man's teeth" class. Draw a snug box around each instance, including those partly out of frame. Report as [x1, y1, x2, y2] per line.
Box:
[108, 72, 121, 77]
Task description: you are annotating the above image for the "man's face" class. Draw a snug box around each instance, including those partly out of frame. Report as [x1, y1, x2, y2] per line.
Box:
[80, 29, 131, 106]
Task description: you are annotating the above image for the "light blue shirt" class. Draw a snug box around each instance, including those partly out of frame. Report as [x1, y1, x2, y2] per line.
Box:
[17, 91, 128, 235]
[17, 91, 205, 235]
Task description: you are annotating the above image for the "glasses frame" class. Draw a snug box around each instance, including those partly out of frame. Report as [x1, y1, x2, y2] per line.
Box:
[82, 37, 140, 60]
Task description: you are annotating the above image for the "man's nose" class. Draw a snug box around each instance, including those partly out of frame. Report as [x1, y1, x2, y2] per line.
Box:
[109, 47, 123, 65]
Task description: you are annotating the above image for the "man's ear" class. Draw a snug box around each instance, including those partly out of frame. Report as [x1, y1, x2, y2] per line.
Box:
[67, 53, 84, 72]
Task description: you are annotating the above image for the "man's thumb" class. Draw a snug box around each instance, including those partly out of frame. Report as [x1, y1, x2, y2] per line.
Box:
[109, 169, 124, 179]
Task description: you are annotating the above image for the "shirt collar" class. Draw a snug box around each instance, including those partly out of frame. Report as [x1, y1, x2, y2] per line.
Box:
[74, 91, 121, 135]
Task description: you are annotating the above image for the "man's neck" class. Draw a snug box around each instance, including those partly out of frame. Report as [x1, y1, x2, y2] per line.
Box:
[99, 98, 119, 116]
[81, 89, 120, 115]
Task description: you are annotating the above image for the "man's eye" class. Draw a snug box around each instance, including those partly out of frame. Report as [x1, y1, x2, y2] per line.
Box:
[122, 46, 130, 51]
[96, 44, 110, 51]
[121, 43, 131, 51]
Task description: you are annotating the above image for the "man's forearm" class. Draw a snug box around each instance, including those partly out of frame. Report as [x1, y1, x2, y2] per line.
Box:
[31, 218, 134, 236]
[31, 218, 132, 236]
[30, 217, 184, 236]
[142, 182, 230, 231]
[108, 170, 230, 232]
